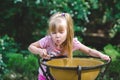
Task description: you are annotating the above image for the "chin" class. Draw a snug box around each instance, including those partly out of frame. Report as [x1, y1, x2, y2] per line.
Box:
[56, 43, 61, 46]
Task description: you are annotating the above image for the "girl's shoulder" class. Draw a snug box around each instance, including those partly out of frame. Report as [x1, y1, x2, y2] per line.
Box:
[72, 37, 81, 50]
[38, 35, 52, 48]
[39, 35, 52, 42]
[73, 37, 80, 43]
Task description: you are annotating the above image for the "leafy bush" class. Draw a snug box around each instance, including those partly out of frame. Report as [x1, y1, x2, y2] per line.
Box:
[4, 53, 39, 80]
[104, 44, 120, 80]
[0, 35, 19, 55]
[104, 44, 120, 61]
[23, 54, 39, 78]
[1, 0, 120, 48]
[0, 54, 8, 80]
[6, 53, 24, 73]
[109, 19, 120, 38]
[0, 35, 20, 79]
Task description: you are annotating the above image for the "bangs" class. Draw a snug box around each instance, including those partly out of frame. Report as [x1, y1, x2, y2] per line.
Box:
[49, 19, 65, 33]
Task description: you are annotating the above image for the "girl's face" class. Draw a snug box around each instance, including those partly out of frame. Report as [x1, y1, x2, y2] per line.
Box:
[50, 19, 67, 46]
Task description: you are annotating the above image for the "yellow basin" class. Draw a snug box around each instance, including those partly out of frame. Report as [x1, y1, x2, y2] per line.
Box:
[41, 57, 110, 80]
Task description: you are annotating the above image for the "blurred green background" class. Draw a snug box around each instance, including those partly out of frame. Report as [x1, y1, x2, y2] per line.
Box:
[0, 0, 120, 80]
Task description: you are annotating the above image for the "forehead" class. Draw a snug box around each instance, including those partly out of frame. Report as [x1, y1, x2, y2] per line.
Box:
[50, 18, 67, 31]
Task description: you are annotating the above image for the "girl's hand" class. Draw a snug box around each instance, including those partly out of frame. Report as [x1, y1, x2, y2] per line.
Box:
[39, 49, 51, 59]
[100, 54, 110, 61]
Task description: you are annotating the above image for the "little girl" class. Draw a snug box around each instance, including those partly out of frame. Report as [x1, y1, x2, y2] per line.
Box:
[28, 12, 110, 80]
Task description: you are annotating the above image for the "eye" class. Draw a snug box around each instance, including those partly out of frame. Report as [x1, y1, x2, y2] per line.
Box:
[60, 31, 64, 34]
[51, 32, 56, 34]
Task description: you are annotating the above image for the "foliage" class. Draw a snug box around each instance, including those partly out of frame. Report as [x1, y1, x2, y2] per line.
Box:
[0, 0, 120, 48]
[4, 53, 38, 80]
[0, 0, 93, 46]
[103, 44, 120, 80]
[23, 54, 39, 76]
[0, 35, 38, 80]
[0, 54, 8, 80]
[104, 44, 120, 61]
[109, 19, 120, 38]
[6, 53, 24, 73]
[0, 35, 19, 55]
[0, 35, 19, 79]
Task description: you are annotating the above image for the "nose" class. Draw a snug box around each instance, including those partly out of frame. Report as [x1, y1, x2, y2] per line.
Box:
[56, 33, 60, 38]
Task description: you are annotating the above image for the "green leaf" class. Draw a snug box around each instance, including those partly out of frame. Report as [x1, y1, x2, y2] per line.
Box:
[104, 44, 120, 61]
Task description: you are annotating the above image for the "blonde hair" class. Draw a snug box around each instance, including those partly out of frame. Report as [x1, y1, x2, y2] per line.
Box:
[48, 12, 74, 58]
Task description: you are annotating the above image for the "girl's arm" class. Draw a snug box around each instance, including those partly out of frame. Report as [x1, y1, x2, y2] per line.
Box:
[78, 43, 110, 61]
[28, 41, 50, 59]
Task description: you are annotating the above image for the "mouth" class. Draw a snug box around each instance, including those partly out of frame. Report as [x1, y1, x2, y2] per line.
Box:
[55, 40, 61, 44]
[56, 40, 60, 43]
